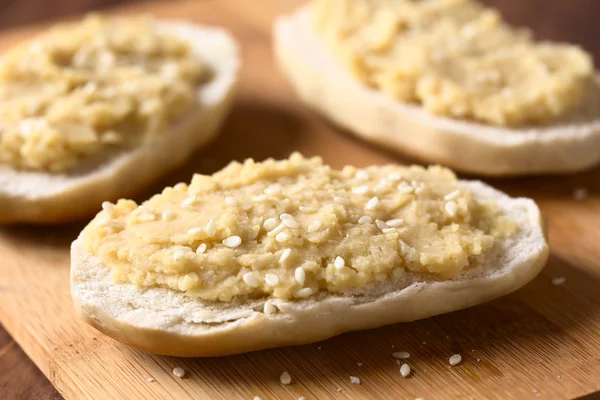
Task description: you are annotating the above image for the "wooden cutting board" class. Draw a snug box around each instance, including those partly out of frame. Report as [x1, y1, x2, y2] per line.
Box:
[1, 0, 600, 399]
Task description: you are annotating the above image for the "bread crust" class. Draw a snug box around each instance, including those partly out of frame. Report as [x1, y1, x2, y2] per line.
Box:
[273, 7, 600, 176]
[0, 21, 240, 224]
[70, 180, 549, 357]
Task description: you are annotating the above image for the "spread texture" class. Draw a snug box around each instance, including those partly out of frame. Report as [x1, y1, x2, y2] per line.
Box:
[82, 154, 516, 302]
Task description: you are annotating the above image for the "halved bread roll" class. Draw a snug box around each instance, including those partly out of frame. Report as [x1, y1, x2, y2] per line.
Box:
[0, 21, 239, 223]
[71, 161, 548, 357]
[273, 6, 600, 176]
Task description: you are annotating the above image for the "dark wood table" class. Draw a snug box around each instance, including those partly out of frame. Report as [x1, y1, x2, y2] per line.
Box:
[0, 1, 599, 399]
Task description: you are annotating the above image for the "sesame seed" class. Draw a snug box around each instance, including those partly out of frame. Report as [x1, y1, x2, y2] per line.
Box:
[264, 300, 277, 314]
[253, 397, 263, 400]
[265, 273, 280, 286]
[552, 276, 566, 285]
[299, 205, 317, 213]
[280, 371, 292, 385]
[101, 201, 115, 216]
[386, 219, 404, 227]
[187, 227, 203, 235]
[138, 213, 156, 221]
[172, 367, 185, 378]
[392, 351, 410, 359]
[400, 363, 411, 378]
[444, 189, 461, 201]
[382, 228, 395, 234]
[223, 236, 242, 248]
[283, 218, 299, 228]
[265, 185, 281, 195]
[366, 196, 379, 210]
[253, 194, 267, 202]
[295, 267, 306, 285]
[298, 397, 306, 400]
[398, 182, 414, 194]
[355, 170, 369, 180]
[181, 195, 197, 207]
[243, 272, 259, 288]
[241, 203, 252, 211]
[334, 256, 345, 269]
[358, 216, 372, 224]
[307, 219, 323, 232]
[162, 210, 175, 220]
[147, 377, 155, 382]
[357, 362, 363, 367]
[263, 217, 279, 231]
[225, 196, 238, 206]
[280, 248, 292, 263]
[449, 354, 462, 366]
[334, 196, 350, 204]
[205, 219, 217, 237]
[280, 213, 294, 220]
[196, 243, 207, 255]
[445, 201, 458, 217]
[388, 172, 403, 181]
[268, 222, 287, 237]
[573, 188, 588, 201]
[352, 185, 369, 194]
[173, 250, 186, 261]
[295, 287, 313, 298]
[350, 376, 361, 384]
[276, 231, 291, 242]
[376, 219, 389, 230]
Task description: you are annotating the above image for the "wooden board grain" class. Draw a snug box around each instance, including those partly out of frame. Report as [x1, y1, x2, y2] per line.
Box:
[1, 0, 600, 399]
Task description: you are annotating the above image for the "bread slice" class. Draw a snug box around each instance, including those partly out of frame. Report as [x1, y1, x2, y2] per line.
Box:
[273, 6, 600, 176]
[71, 179, 548, 357]
[0, 21, 239, 224]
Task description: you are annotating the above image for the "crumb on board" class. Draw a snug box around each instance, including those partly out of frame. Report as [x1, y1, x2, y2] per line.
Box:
[280, 371, 292, 385]
[350, 376, 361, 384]
[449, 354, 462, 366]
[147, 377, 155, 383]
[552, 276, 566, 285]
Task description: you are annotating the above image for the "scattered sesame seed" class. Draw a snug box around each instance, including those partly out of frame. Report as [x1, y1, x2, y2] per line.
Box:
[172, 367, 185, 378]
[241, 203, 252, 211]
[295, 287, 313, 298]
[205, 219, 217, 237]
[283, 218, 300, 228]
[265, 185, 281, 195]
[253, 397, 263, 400]
[295, 267, 306, 285]
[334, 256, 345, 269]
[147, 377, 155, 382]
[299, 205, 317, 213]
[336, 388, 342, 393]
[264, 300, 277, 315]
[573, 188, 588, 201]
[350, 376, 361, 384]
[386, 219, 404, 227]
[138, 213, 156, 222]
[223, 236, 242, 248]
[376, 219, 389, 230]
[398, 182, 414, 194]
[243, 272, 259, 288]
[253, 194, 267, 202]
[392, 351, 410, 359]
[280, 371, 292, 385]
[382, 228, 395, 234]
[334, 196, 350, 204]
[366, 196, 379, 210]
[263, 217, 279, 231]
[276, 231, 291, 242]
[352, 185, 370, 194]
[388, 172, 403, 181]
[355, 170, 369, 180]
[196, 243, 207, 255]
[400, 363, 411, 378]
[265, 273, 280, 286]
[181, 196, 197, 208]
[358, 215, 372, 224]
[308, 219, 323, 232]
[444, 189, 461, 201]
[162, 210, 175, 221]
[225, 196, 238, 206]
[298, 397, 306, 400]
[187, 227, 203, 235]
[280, 213, 293, 220]
[173, 250, 186, 261]
[357, 362, 363, 367]
[449, 354, 462, 366]
[101, 201, 115, 216]
[280, 248, 292, 262]
[552, 276, 566, 285]
[445, 201, 458, 217]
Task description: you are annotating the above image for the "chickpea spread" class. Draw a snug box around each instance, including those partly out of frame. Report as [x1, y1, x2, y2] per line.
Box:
[0, 15, 208, 172]
[313, 0, 594, 126]
[82, 154, 516, 302]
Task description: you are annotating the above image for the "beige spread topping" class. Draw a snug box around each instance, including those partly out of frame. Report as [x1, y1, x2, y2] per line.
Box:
[0, 15, 208, 172]
[313, 0, 594, 126]
[82, 154, 516, 302]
